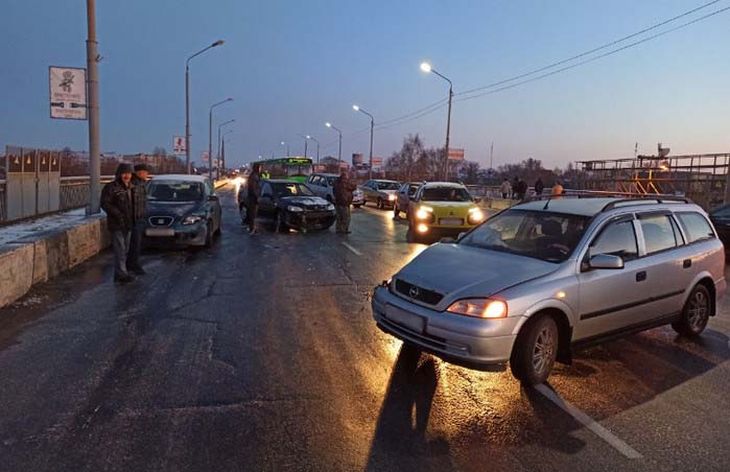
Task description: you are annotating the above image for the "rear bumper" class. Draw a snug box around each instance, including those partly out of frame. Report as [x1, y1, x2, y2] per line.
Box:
[371, 285, 518, 365]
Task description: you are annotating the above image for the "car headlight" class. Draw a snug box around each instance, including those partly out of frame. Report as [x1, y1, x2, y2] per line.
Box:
[181, 215, 204, 225]
[467, 207, 485, 225]
[388, 194, 396, 201]
[447, 299, 507, 319]
[287, 205, 304, 212]
[415, 206, 434, 221]
[326, 203, 335, 211]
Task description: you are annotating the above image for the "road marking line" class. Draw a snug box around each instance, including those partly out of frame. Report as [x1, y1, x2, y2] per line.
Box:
[534, 384, 643, 459]
[342, 242, 362, 256]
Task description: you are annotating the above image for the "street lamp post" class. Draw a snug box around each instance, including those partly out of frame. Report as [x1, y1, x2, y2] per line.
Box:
[208, 98, 233, 182]
[86, 0, 101, 213]
[185, 40, 225, 174]
[220, 130, 233, 178]
[325, 122, 343, 166]
[353, 105, 375, 179]
[421, 62, 453, 181]
[217, 119, 235, 166]
[280, 141, 290, 157]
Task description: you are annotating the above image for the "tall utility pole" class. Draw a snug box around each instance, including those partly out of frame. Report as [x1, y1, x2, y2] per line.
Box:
[353, 105, 375, 179]
[86, 0, 101, 214]
[325, 122, 343, 165]
[208, 98, 232, 182]
[304, 138, 308, 158]
[489, 141, 494, 170]
[420, 62, 454, 181]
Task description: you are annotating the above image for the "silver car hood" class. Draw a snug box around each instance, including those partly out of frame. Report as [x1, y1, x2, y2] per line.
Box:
[395, 243, 558, 298]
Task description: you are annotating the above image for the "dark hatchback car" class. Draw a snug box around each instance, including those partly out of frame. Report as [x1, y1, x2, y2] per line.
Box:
[143, 174, 222, 248]
[709, 204, 730, 248]
[241, 180, 335, 233]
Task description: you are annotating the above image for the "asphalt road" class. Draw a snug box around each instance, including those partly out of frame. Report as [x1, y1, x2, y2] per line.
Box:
[1, 184, 729, 472]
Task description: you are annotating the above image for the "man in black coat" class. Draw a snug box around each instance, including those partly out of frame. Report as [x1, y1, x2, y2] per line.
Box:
[101, 163, 135, 283]
[127, 163, 151, 275]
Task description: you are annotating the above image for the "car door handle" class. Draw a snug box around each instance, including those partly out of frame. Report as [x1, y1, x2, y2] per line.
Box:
[636, 271, 647, 282]
[683, 259, 692, 269]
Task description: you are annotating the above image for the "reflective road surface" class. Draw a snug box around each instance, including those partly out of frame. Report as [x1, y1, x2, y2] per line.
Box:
[1, 185, 729, 472]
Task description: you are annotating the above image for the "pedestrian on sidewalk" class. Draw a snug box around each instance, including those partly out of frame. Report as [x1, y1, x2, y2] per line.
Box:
[534, 177, 545, 197]
[499, 178, 512, 199]
[516, 178, 528, 201]
[127, 163, 151, 275]
[100, 163, 135, 283]
[333, 171, 357, 234]
[247, 164, 262, 234]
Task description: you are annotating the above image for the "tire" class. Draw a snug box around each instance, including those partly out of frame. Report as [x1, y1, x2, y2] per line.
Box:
[672, 284, 711, 337]
[204, 221, 213, 248]
[510, 314, 558, 385]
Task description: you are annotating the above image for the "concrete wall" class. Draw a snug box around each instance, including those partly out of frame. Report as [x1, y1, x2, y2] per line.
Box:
[0, 215, 109, 308]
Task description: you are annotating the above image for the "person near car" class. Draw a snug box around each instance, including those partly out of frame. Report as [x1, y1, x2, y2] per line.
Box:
[499, 178, 512, 199]
[247, 164, 262, 234]
[551, 181, 565, 198]
[511, 176, 519, 199]
[534, 177, 544, 197]
[127, 163, 151, 275]
[516, 178, 528, 201]
[100, 163, 136, 283]
[333, 171, 357, 234]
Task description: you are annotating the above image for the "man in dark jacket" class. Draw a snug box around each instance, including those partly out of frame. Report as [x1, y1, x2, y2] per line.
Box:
[101, 163, 135, 283]
[247, 164, 262, 234]
[333, 171, 357, 234]
[127, 163, 151, 275]
[534, 177, 545, 197]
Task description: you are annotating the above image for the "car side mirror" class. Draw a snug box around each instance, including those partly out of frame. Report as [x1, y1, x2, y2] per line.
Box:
[588, 254, 624, 270]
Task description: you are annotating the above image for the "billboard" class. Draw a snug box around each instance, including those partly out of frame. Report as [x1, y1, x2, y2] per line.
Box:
[352, 153, 363, 166]
[49, 67, 87, 120]
[448, 148, 465, 161]
[173, 136, 186, 155]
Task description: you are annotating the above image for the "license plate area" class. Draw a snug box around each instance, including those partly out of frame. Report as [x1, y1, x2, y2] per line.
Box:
[440, 218, 463, 226]
[146, 228, 175, 237]
[385, 305, 425, 333]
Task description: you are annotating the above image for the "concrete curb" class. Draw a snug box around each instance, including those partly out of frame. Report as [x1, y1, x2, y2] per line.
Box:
[0, 215, 109, 308]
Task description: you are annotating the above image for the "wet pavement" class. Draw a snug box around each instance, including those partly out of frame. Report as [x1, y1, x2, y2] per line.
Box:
[0, 184, 728, 472]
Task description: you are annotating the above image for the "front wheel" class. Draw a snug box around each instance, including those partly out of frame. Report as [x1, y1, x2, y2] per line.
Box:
[672, 284, 711, 337]
[510, 314, 558, 385]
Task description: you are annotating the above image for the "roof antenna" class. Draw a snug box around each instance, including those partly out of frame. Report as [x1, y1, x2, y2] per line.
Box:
[543, 197, 551, 210]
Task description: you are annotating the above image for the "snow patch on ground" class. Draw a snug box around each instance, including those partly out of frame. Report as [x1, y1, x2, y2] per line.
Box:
[0, 208, 95, 247]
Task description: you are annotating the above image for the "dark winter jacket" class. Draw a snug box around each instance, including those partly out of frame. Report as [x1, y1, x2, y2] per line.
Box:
[534, 179, 545, 196]
[101, 177, 134, 232]
[333, 177, 357, 206]
[131, 174, 147, 222]
[247, 171, 262, 200]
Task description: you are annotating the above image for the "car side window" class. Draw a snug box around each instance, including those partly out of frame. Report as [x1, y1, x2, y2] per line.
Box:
[639, 215, 678, 254]
[312, 176, 322, 186]
[590, 219, 639, 261]
[676, 212, 715, 243]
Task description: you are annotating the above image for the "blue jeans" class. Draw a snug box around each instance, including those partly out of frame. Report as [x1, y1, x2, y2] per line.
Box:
[111, 230, 132, 278]
[127, 221, 145, 270]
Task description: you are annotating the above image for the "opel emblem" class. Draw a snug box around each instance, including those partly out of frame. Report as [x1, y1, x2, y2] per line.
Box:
[409, 286, 420, 298]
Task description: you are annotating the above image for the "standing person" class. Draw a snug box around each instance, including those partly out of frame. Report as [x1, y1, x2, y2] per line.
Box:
[333, 171, 357, 234]
[551, 180, 565, 198]
[127, 163, 151, 275]
[517, 178, 528, 201]
[511, 176, 519, 199]
[534, 177, 545, 197]
[100, 163, 135, 284]
[499, 178, 512, 199]
[247, 164, 262, 234]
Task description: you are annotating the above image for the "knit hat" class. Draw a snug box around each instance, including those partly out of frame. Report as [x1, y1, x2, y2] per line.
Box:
[115, 163, 134, 178]
[134, 163, 151, 173]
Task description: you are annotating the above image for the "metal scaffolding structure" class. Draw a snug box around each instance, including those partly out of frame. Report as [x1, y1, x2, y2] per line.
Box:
[576, 152, 730, 210]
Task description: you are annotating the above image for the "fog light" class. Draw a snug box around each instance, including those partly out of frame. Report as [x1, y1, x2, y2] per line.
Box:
[416, 223, 429, 233]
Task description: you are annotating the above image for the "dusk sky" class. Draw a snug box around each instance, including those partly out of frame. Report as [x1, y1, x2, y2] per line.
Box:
[2, 0, 728, 169]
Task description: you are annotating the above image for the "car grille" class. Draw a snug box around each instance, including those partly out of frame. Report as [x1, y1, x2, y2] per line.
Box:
[394, 279, 444, 305]
[148, 216, 174, 227]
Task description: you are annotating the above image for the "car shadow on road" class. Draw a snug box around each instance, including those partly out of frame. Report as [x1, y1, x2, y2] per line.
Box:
[364, 344, 451, 472]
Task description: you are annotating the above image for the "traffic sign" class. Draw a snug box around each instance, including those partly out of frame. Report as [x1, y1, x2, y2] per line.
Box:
[49, 66, 87, 120]
[448, 148, 465, 161]
[173, 136, 186, 155]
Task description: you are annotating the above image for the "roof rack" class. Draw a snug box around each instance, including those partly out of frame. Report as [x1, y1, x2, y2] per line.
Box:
[600, 196, 692, 212]
[529, 189, 692, 211]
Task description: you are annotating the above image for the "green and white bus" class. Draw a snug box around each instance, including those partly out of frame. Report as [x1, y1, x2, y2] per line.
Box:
[256, 156, 313, 183]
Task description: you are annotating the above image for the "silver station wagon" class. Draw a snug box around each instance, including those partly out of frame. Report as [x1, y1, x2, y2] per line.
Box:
[372, 196, 726, 385]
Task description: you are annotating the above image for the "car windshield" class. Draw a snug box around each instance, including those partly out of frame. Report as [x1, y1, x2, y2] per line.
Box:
[147, 181, 204, 202]
[376, 182, 400, 190]
[460, 209, 590, 262]
[272, 182, 315, 197]
[422, 187, 472, 202]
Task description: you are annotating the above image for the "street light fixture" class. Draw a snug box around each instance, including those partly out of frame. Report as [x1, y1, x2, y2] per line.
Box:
[208, 97, 233, 181]
[325, 122, 342, 165]
[302, 134, 320, 165]
[280, 141, 290, 157]
[353, 104, 375, 179]
[185, 39, 225, 174]
[420, 61, 453, 181]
